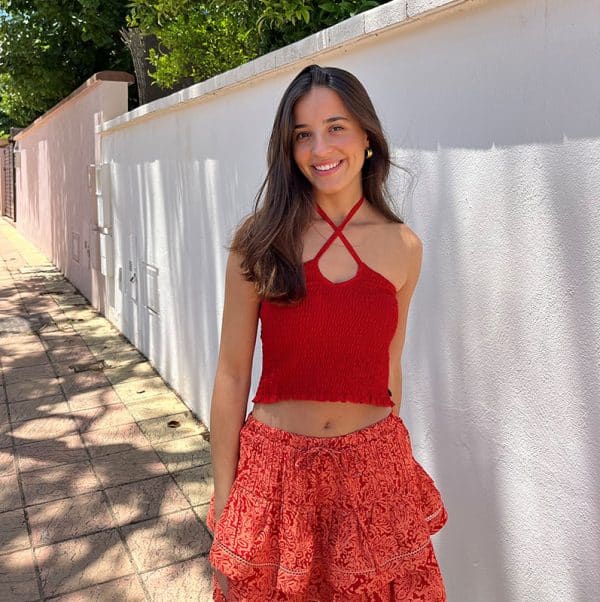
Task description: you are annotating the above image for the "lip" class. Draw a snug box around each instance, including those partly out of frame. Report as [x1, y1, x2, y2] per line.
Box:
[311, 159, 344, 175]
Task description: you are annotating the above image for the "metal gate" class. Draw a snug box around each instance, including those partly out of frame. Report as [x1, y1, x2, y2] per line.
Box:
[1, 142, 16, 221]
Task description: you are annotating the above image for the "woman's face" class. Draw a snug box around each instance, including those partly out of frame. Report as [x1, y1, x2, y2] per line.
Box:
[292, 86, 369, 204]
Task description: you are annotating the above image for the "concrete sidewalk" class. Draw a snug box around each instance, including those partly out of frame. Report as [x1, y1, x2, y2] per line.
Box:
[0, 219, 215, 601]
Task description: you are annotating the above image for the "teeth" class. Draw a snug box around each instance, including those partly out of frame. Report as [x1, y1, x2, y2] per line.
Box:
[314, 161, 341, 172]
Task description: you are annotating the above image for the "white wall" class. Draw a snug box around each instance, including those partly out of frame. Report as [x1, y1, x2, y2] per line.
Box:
[99, 1, 600, 600]
[13, 74, 132, 309]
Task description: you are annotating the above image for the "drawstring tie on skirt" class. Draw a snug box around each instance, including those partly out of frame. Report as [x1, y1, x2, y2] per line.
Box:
[293, 444, 381, 573]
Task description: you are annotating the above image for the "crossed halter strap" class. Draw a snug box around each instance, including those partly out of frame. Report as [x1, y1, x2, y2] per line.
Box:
[313, 196, 364, 264]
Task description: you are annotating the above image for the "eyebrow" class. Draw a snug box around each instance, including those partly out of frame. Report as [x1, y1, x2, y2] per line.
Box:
[293, 116, 350, 130]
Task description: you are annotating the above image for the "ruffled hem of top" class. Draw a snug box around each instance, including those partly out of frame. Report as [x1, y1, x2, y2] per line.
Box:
[252, 390, 394, 408]
[206, 463, 447, 596]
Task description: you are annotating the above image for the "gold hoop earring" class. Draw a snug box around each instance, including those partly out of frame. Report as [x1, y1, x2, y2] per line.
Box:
[365, 148, 373, 160]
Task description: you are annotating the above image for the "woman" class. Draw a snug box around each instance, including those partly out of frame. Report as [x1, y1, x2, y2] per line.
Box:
[206, 64, 447, 601]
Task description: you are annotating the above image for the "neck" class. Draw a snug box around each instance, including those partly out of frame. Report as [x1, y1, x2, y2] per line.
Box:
[313, 189, 365, 221]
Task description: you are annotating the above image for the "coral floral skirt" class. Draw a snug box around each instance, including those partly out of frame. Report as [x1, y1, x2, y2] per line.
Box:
[206, 412, 448, 601]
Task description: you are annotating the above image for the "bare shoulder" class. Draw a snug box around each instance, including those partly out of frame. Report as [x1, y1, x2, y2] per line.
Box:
[225, 249, 261, 303]
[395, 223, 423, 288]
[396, 222, 423, 255]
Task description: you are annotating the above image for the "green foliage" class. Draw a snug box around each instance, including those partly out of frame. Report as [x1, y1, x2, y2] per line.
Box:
[128, 0, 389, 88]
[0, 0, 390, 130]
[0, 0, 132, 129]
[127, 1, 263, 88]
[257, 1, 383, 52]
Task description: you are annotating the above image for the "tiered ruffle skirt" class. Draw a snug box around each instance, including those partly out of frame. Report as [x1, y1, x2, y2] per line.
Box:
[206, 412, 447, 601]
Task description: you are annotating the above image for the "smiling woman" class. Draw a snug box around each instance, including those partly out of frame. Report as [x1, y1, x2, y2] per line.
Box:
[207, 64, 448, 601]
[292, 87, 370, 203]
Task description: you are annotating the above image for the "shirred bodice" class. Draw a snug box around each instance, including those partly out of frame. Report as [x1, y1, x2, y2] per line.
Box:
[252, 196, 398, 408]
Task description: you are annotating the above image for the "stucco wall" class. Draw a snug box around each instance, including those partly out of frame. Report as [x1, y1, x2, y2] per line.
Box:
[98, 0, 600, 600]
[13, 73, 132, 307]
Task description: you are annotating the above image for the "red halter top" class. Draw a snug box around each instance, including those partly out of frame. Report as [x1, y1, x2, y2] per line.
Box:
[252, 196, 398, 408]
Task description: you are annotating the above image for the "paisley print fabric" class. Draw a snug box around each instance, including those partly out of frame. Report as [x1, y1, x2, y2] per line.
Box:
[206, 412, 447, 601]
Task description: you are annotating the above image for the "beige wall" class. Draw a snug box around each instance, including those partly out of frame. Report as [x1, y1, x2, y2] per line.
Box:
[13, 72, 133, 308]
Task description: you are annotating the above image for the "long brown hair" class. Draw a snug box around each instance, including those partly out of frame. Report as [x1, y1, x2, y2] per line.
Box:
[228, 64, 405, 304]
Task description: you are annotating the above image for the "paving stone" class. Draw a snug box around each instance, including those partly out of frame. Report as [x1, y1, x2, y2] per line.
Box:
[8, 395, 69, 423]
[3, 364, 55, 385]
[75, 332, 119, 347]
[43, 282, 75, 295]
[100, 349, 146, 367]
[0, 403, 7, 424]
[11, 415, 78, 446]
[104, 474, 190, 527]
[62, 308, 98, 322]
[141, 554, 214, 601]
[137, 411, 206, 445]
[39, 334, 88, 351]
[0, 451, 16, 476]
[81, 422, 150, 458]
[59, 371, 112, 397]
[6, 377, 62, 403]
[193, 503, 210, 525]
[51, 574, 146, 602]
[172, 464, 214, 507]
[22, 298, 60, 314]
[36, 529, 135, 598]
[28, 491, 114, 547]
[0, 472, 22, 512]
[47, 346, 95, 366]
[0, 548, 40, 602]
[92, 446, 167, 489]
[153, 434, 212, 473]
[72, 402, 135, 433]
[122, 508, 212, 572]
[126, 395, 190, 421]
[53, 360, 105, 377]
[0, 333, 40, 347]
[73, 322, 118, 336]
[0, 340, 46, 358]
[0, 508, 29, 555]
[85, 339, 134, 356]
[71, 318, 119, 336]
[57, 296, 89, 309]
[15, 433, 88, 473]
[20, 461, 102, 506]
[0, 424, 13, 449]
[103, 361, 158, 385]
[114, 377, 174, 404]
[0, 349, 50, 369]
[67, 387, 121, 411]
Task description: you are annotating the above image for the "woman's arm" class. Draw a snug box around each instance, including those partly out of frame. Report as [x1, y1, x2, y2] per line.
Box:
[209, 249, 261, 520]
[388, 225, 423, 417]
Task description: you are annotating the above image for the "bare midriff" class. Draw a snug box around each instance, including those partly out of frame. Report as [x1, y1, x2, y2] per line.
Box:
[251, 400, 392, 437]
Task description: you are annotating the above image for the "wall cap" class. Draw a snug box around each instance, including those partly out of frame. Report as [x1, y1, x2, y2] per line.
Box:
[14, 72, 134, 141]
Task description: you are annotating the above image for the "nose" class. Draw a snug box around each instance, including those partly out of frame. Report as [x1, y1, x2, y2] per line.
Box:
[310, 133, 331, 157]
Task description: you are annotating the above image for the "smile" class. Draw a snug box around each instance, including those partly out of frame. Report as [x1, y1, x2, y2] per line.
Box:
[312, 160, 343, 174]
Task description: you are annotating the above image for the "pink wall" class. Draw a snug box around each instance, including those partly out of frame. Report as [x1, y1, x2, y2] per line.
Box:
[13, 72, 133, 309]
